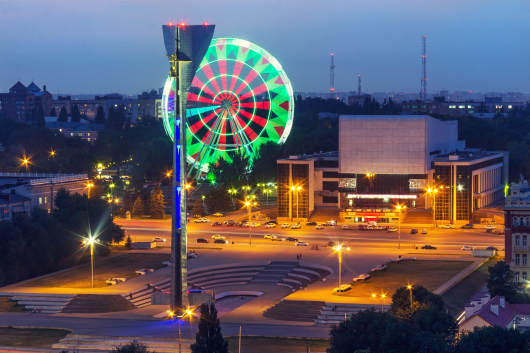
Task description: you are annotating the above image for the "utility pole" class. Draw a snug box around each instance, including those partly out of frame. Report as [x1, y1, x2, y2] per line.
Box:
[330, 53, 335, 99]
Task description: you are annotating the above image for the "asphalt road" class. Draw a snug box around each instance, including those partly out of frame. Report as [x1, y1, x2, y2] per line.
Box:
[116, 218, 505, 251]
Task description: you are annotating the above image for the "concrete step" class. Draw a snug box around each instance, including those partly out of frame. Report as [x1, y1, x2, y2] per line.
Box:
[2, 293, 75, 298]
[25, 305, 65, 311]
[314, 319, 341, 324]
[18, 301, 69, 306]
[12, 296, 72, 302]
[201, 282, 248, 289]
[52, 343, 191, 353]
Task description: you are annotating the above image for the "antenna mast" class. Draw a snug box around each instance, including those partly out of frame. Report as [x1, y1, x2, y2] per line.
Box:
[330, 53, 335, 99]
[421, 35, 427, 101]
[358, 75, 361, 97]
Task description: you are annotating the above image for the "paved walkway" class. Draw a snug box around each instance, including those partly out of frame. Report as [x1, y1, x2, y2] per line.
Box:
[433, 258, 487, 295]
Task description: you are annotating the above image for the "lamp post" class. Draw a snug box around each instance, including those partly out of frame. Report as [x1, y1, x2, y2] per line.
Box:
[201, 195, 205, 207]
[167, 308, 193, 353]
[395, 204, 406, 249]
[333, 244, 351, 296]
[245, 199, 257, 245]
[407, 285, 413, 308]
[371, 293, 386, 312]
[87, 182, 94, 198]
[110, 183, 115, 198]
[427, 188, 438, 227]
[82, 235, 97, 288]
[291, 186, 302, 221]
[228, 189, 237, 205]
[242, 186, 251, 200]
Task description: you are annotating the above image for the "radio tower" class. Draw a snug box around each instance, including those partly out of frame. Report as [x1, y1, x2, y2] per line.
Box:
[421, 35, 427, 101]
[358, 75, 361, 97]
[329, 53, 335, 99]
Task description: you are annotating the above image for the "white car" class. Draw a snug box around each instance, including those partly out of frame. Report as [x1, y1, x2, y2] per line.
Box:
[441, 224, 454, 229]
[421, 229, 428, 234]
[295, 241, 308, 246]
[250, 222, 260, 228]
[193, 219, 204, 223]
[388, 227, 397, 232]
[203, 218, 210, 223]
[281, 223, 290, 229]
[333, 284, 351, 293]
[342, 225, 348, 230]
[291, 223, 301, 229]
[265, 223, 276, 228]
[353, 274, 371, 282]
[484, 225, 496, 230]
[263, 234, 276, 239]
[316, 225, 324, 230]
[153, 237, 166, 242]
[462, 245, 474, 251]
[211, 234, 225, 240]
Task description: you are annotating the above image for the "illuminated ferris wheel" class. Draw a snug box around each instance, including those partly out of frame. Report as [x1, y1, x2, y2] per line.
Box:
[162, 38, 294, 173]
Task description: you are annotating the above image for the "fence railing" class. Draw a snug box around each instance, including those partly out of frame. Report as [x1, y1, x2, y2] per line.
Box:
[0, 173, 88, 185]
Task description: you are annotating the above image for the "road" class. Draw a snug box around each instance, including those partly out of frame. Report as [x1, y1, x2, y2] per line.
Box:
[116, 218, 505, 251]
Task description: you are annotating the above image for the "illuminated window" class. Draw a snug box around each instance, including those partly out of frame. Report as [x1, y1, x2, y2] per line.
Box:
[39, 198, 42, 205]
[59, 129, 62, 132]
[467, 105, 472, 109]
[469, 111, 474, 114]
[412, 106, 417, 109]
[87, 133, 90, 136]
[496, 105, 502, 109]
[44, 197, 47, 203]
[449, 105, 456, 109]
[508, 105, 513, 109]
[458, 105, 465, 109]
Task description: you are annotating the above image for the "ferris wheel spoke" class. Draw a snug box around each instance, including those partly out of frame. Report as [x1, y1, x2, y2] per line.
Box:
[233, 69, 259, 97]
[192, 77, 218, 100]
[218, 59, 228, 93]
[237, 83, 268, 101]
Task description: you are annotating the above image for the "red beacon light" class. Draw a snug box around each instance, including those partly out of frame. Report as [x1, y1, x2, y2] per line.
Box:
[204, 22, 209, 26]
[168, 22, 173, 26]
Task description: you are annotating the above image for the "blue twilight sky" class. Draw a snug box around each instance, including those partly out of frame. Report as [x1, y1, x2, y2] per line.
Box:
[0, 0, 529, 95]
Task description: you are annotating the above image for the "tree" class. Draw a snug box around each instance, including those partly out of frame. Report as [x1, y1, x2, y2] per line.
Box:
[250, 141, 282, 184]
[112, 340, 152, 353]
[95, 106, 106, 124]
[413, 307, 457, 343]
[125, 234, 132, 250]
[150, 186, 165, 219]
[71, 104, 81, 123]
[36, 106, 46, 128]
[456, 326, 530, 353]
[390, 285, 444, 321]
[49, 106, 57, 117]
[487, 261, 523, 301]
[204, 187, 233, 214]
[132, 197, 144, 217]
[190, 303, 228, 353]
[58, 107, 68, 122]
[192, 197, 205, 217]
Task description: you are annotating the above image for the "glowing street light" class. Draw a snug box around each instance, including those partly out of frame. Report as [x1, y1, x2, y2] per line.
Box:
[372, 293, 387, 312]
[87, 182, 94, 198]
[82, 235, 98, 288]
[333, 244, 350, 296]
[426, 188, 438, 227]
[291, 186, 302, 221]
[245, 199, 258, 245]
[167, 308, 194, 353]
[407, 284, 413, 308]
[395, 204, 407, 249]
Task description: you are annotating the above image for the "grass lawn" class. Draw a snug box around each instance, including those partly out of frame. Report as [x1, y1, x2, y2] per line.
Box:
[340, 260, 473, 299]
[442, 256, 501, 317]
[0, 327, 70, 347]
[20, 253, 169, 288]
[0, 297, 26, 312]
[226, 336, 329, 353]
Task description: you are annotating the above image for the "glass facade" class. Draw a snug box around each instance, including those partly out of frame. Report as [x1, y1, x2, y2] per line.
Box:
[292, 164, 309, 219]
[338, 173, 427, 194]
[277, 164, 290, 218]
[434, 166, 452, 220]
[456, 166, 472, 221]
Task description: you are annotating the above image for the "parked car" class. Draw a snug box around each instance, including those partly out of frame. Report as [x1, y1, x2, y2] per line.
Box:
[325, 221, 336, 226]
[328, 241, 336, 247]
[193, 219, 205, 223]
[236, 222, 244, 227]
[153, 237, 166, 242]
[291, 223, 301, 229]
[484, 225, 496, 230]
[441, 224, 454, 229]
[342, 225, 348, 230]
[462, 245, 474, 251]
[421, 245, 437, 250]
[214, 239, 228, 244]
[306, 222, 317, 226]
[494, 229, 505, 235]
[486, 246, 499, 251]
[196, 238, 209, 243]
[270, 235, 281, 241]
[316, 225, 324, 230]
[281, 223, 290, 229]
[265, 223, 276, 228]
[212, 213, 223, 217]
[421, 229, 428, 234]
[333, 284, 351, 293]
[285, 237, 298, 242]
[263, 234, 276, 240]
[387, 227, 397, 232]
[461, 224, 474, 229]
[187, 252, 197, 259]
[267, 220, 278, 224]
[250, 222, 260, 228]
[225, 222, 235, 226]
[411, 229, 418, 234]
[295, 241, 308, 246]
[211, 222, 222, 226]
[211, 234, 225, 240]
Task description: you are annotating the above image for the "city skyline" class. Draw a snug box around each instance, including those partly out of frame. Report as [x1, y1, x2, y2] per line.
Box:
[1, 0, 529, 95]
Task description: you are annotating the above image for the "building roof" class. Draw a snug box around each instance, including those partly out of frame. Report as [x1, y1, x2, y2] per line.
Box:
[0, 193, 31, 204]
[9, 81, 26, 92]
[433, 150, 503, 163]
[26, 82, 41, 93]
[460, 296, 519, 328]
[278, 151, 339, 161]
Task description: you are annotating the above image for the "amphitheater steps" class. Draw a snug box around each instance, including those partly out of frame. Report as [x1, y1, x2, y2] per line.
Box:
[60, 294, 136, 313]
[264, 300, 326, 322]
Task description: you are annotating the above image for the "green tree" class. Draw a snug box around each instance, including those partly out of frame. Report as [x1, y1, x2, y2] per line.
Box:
[456, 326, 530, 353]
[112, 340, 152, 353]
[132, 197, 144, 217]
[204, 187, 233, 214]
[192, 197, 205, 217]
[150, 186, 165, 219]
[58, 107, 68, 122]
[413, 307, 457, 343]
[487, 260, 523, 301]
[190, 303, 228, 353]
[125, 234, 132, 250]
[49, 106, 57, 117]
[95, 106, 106, 124]
[210, 149, 249, 187]
[250, 141, 282, 184]
[390, 285, 444, 321]
[71, 104, 81, 122]
[36, 106, 46, 128]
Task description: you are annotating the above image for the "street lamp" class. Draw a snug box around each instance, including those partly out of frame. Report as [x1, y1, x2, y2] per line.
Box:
[228, 189, 237, 205]
[201, 195, 205, 207]
[407, 285, 413, 308]
[333, 244, 351, 296]
[372, 293, 386, 312]
[427, 188, 438, 227]
[110, 183, 115, 198]
[245, 199, 257, 245]
[395, 204, 406, 249]
[87, 182, 94, 198]
[82, 235, 97, 288]
[291, 186, 302, 221]
[167, 308, 194, 353]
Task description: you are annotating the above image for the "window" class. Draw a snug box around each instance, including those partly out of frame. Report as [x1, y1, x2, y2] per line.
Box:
[449, 105, 456, 109]
[469, 111, 474, 114]
[516, 254, 520, 265]
[508, 105, 513, 109]
[458, 105, 465, 109]
[39, 198, 42, 205]
[524, 272, 528, 281]
[323, 197, 338, 204]
[527, 217, 530, 226]
[524, 254, 527, 265]
[516, 272, 520, 282]
[323, 171, 339, 178]
[514, 217, 519, 226]
[323, 181, 339, 191]
[44, 197, 47, 204]
[524, 236, 528, 246]
[467, 105, 473, 109]
[516, 236, 520, 246]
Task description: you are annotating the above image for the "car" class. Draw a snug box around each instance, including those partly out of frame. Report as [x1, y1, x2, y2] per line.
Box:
[265, 223, 276, 228]
[250, 222, 260, 228]
[211, 234, 225, 240]
[462, 245, 474, 251]
[411, 229, 418, 234]
[333, 284, 351, 293]
[387, 227, 397, 232]
[193, 219, 204, 223]
[484, 225, 496, 230]
[285, 237, 298, 242]
[486, 246, 499, 251]
[196, 238, 209, 243]
[225, 222, 235, 227]
[352, 274, 371, 282]
[494, 230, 505, 235]
[291, 223, 301, 229]
[421, 229, 428, 234]
[212, 213, 224, 217]
[328, 241, 336, 247]
[153, 237, 166, 242]
[306, 222, 317, 226]
[281, 223, 290, 229]
[211, 222, 222, 226]
[214, 239, 228, 244]
[316, 225, 324, 230]
[263, 234, 276, 240]
[267, 220, 278, 224]
[441, 224, 454, 229]
[187, 252, 197, 259]
[295, 241, 308, 246]
[236, 222, 244, 227]
[202, 218, 210, 223]
[325, 221, 336, 226]
[269, 235, 281, 241]
[421, 245, 437, 250]
[461, 224, 475, 229]
[342, 225, 348, 230]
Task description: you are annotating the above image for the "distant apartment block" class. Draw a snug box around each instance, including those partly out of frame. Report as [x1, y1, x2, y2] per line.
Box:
[402, 96, 526, 116]
[0, 81, 52, 120]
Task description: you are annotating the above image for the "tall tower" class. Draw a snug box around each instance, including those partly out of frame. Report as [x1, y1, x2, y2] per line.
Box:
[330, 53, 335, 99]
[358, 75, 361, 97]
[421, 35, 427, 101]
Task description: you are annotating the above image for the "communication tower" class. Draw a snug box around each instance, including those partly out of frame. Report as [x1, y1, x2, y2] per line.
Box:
[358, 75, 361, 97]
[421, 35, 427, 101]
[330, 53, 335, 99]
